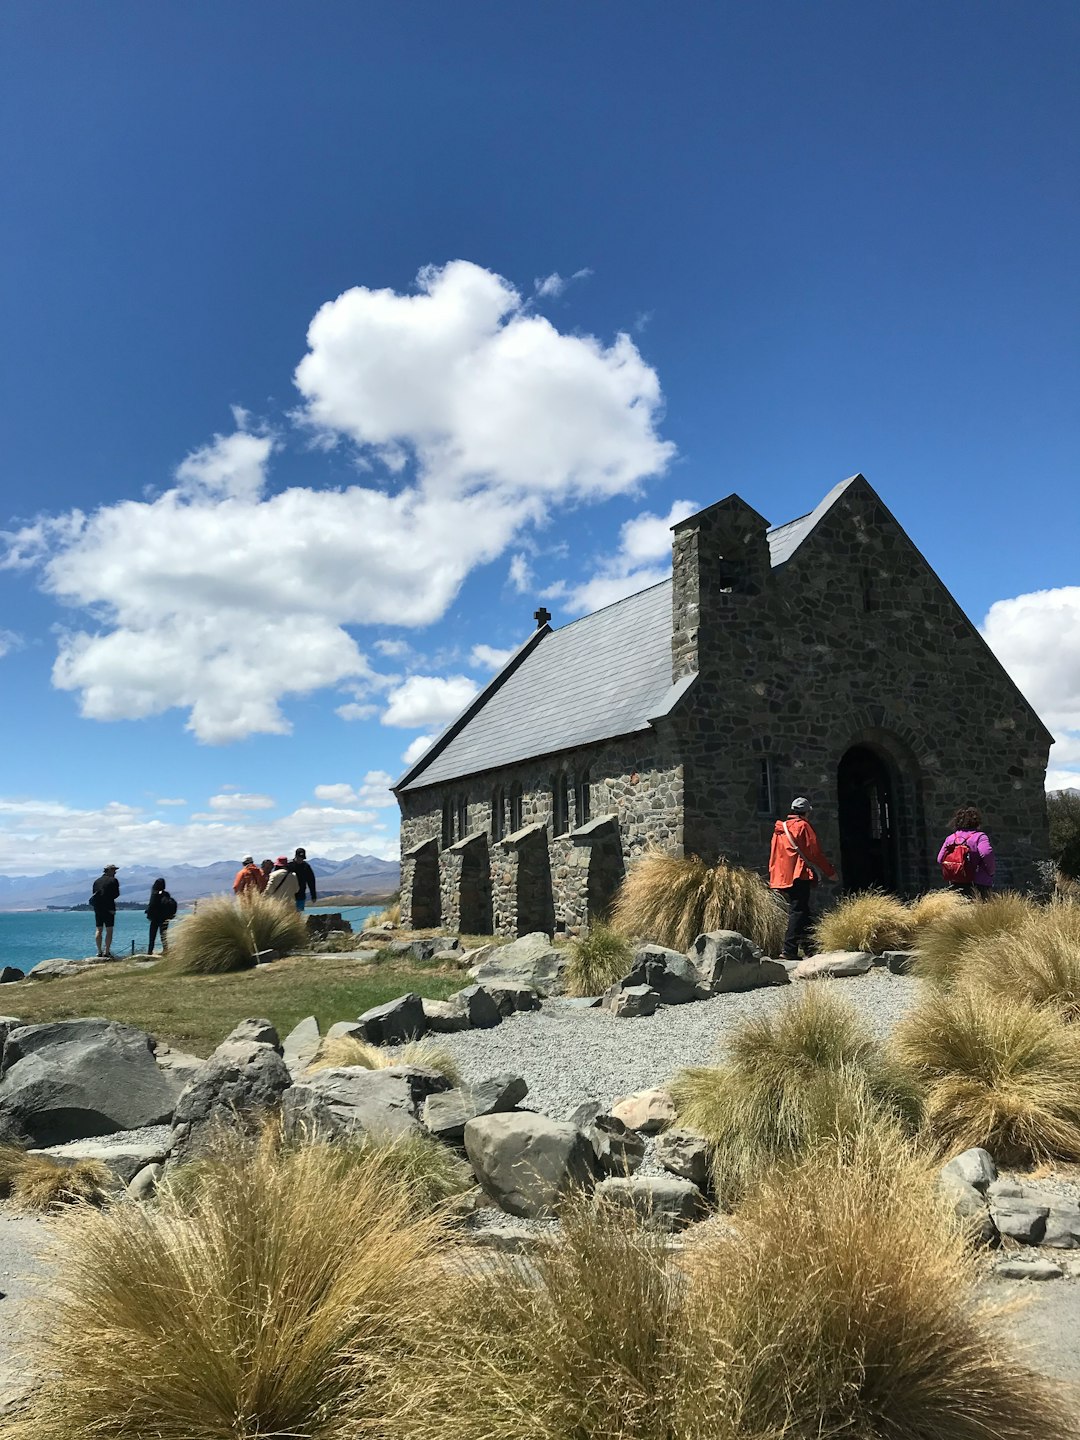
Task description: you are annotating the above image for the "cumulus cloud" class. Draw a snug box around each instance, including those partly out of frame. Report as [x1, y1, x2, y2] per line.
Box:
[313, 771, 395, 808]
[3, 261, 673, 743]
[507, 553, 534, 593]
[374, 638, 411, 658]
[470, 642, 515, 671]
[335, 701, 379, 722]
[381, 674, 478, 729]
[402, 734, 435, 767]
[156, 797, 187, 807]
[0, 630, 20, 659]
[534, 268, 593, 299]
[207, 792, 275, 813]
[565, 498, 698, 613]
[981, 586, 1080, 789]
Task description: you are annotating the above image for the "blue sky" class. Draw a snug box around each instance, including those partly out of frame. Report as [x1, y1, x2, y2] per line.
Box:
[0, 1, 1077, 874]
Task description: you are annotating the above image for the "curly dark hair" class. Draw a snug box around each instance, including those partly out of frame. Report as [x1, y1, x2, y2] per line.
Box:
[952, 806, 983, 830]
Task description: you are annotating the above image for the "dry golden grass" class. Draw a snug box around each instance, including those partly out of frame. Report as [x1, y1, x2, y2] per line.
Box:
[964, 904, 1080, 1021]
[814, 889, 915, 954]
[671, 986, 922, 1205]
[363, 899, 401, 930]
[304, 1033, 461, 1084]
[610, 851, 786, 954]
[11, 1128, 443, 1440]
[908, 887, 968, 930]
[166, 894, 309, 976]
[913, 890, 1032, 989]
[893, 986, 1080, 1165]
[566, 922, 634, 996]
[0, 1144, 112, 1211]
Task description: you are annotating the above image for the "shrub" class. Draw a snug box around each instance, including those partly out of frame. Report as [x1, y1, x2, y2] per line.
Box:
[964, 904, 1080, 1020]
[305, 1034, 461, 1084]
[14, 1129, 442, 1440]
[610, 851, 786, 955]
[363, 899, 402, 930]
[0, 1144, 111, 1211]
[1048, 789, 1080, 881]
[813, 889, 915, 954]
[166, 894, 308, 975]
[566, 922, 633, 996]
[908, 887, 968, 931]
[893, 986, 1080, 1165]
[671, 986, 922, 1204]
[689, 1122, 1074, 1440]
[913, 890, 1031, 989]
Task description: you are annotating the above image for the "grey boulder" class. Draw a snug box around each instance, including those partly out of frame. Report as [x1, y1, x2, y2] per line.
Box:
[478, 979, 541, 1016]
[623, 945, 700, 1005]
[689, 932, 789, 994]
[655, 1127, 711, 1188]
[223, 1018, 281, 1050]
[282, 1016, 321, 1073]
[567, 1104, 646, 1177]
[169, 1037, 292, 1165]
[283, 1064, 451, 1144]
[464, 1112, 598, 1218]
[595, 1175, 705, 1231]
[422, 999, 472, 1033]
[793, 951, 874, 979]
[1043, 1203, 1080, 1249]
[0, 1019, 184, 1147]
[357, 993, 427, 1045]
[423, 1073, 528, 1143]
[990, 1198, 1049, 1245]
[600, 984, 659, 1018]
[0, 967, 22, 984]
[472, 933, 570, 998]
[33, 1136, 168, 1185]
[941, 1148, 997, 1194]
[883, 950, 918, 975]
[995, 1259, 1063, 1281]
[938, 1169, 995, 1245]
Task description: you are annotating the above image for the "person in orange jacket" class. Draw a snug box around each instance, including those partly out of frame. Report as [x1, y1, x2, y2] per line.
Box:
[232, 855, 266, 898]
[768, 797, 837, 961]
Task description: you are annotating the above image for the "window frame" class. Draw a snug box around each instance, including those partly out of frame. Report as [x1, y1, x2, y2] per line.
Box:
[756, 757, 777, 817]
[552, 771, 570, 836]
[574, 768, 592, 828]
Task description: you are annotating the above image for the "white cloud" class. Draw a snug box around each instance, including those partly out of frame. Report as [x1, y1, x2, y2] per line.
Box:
[534, 268, 593, 299]
[0, 630, 20, 658]
[381, 673, 478, 729]
[508, 553, 533, 593]
[335, 701, 379, 722]
[206, 792, 275, 813]
[4, 261, 673, 743]
[564, 498, 697, 613]
[313, 771, 396, 808]
[374, 638, 411, 658]
[981, 586, 1080, 790]
[402, 734, 435, 767]
[156, 797, 188, 807]
[470, 642, 515, 671]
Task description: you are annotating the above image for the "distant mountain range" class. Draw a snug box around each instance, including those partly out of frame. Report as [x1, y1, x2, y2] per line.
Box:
[0, 854, 400, 911]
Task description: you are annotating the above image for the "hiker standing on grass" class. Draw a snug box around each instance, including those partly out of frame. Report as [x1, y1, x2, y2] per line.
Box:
[233, 855, 266, 897]
[264, 855, 299, 905]
[938, 806, 995, 899]
[289, 847, 317, 912]
[145, 878, 177, 955]
[90, 863, 120, 959]
[769, 798, 837, 962]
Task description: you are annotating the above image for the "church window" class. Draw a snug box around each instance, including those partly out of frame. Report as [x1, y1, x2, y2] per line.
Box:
[756, 758, 777, 816]
[491, 786, 505, 842]
[441, 797, 454, 849]
[456, 795, 468, 841]
[574, 769, 592, 827]
[552, 772, 570, 836]
[509, 784, 523, 833]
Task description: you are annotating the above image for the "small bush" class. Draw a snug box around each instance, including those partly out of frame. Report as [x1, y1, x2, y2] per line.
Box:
[893, 986, 1080, 1165]
[363, 899, 402, 930]
[965, 904, 1080, 1020]
[0, 1144, 111, 1211]
[14, 1128, 442, 1440]
[566, 922, 633, 996]
[913, 890, 1031, 989]
[305, 1034, 461, 1084]
[166, 894, 308, 975]
[610, 850, 786, 954]
[814, 889, 915, 954]
[908, 887, 968, 931]
[672, 986, 922, 1204]
[1049, 789, 1080, 881]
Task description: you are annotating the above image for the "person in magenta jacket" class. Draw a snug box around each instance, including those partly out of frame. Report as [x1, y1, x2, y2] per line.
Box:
[937, 806, 996, 898]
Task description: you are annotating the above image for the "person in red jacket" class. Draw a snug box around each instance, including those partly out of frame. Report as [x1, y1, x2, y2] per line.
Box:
[768, 797, 837, 961]
[233, 856, 266, 898]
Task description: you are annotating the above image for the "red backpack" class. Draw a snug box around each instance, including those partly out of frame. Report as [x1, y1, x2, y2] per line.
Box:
[940, 836, 977, 885]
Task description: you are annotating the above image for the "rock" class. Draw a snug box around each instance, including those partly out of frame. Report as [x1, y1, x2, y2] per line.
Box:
[282, 1066, 423, 1142]
[600, 984, 659, 1018]
[0, 1017, 21, 1052]
[479, 980, 541, 1016]
[464, 1112, 598, 1218]
[988, 1178, 1024, 1201]
[325, 1020, 368, 1044]
[128, 1161, 164, 1200]
[595, 1176, 705, 1231]
[623, 945, 700, 1005]
[1042, 1202, 1080, 1249]
[169, 1038, 292, 1165]
[995, 1259, 1063, 1281]
[0, 967, 22, 984]
[282, 1016, 321, 1073]
[938, 1170, 996, 1244]
[305, 913, 353, 940]
[655, 1128, 711, 1187]
[152, 1046, 204, 1084]
[357, 993, 427, 1045]
[386, 938, 441, 963]
[461, 943, 497, 970]
[26, 958, 102, 980]
[472, 933, 570, 998]
[793, 951, 874, 979]
[32, 1137, 168, 1185]
[941, 1148, 997, 1194]
[689, 932, 789, 994]
[448, 985, 502, 1030]
[565, 1102, 645, 1176]
[431, 949, 465, 966]
[224, 1018, 281, 1051]
[0, 1020, 185, 1147]
[990, 1198, 1049, 1245]
[423, 999, 472, 1033]
[423, 1073, 529, 1143]
[884, 950, 918, 975]
[610, 1088, 676, 1135]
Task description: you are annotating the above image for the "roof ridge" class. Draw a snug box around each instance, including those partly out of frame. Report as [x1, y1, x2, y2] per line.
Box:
[553, 574, 672, 633]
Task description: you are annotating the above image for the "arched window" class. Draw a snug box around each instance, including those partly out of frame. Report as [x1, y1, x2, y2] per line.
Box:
[509, 784, 523, 833]
[574, 768, 591, 827]
[491, 785, 505, 842]
[456, 794, 468, 841]
[552, 771, 570, 836]
[441, 796, 454, 849]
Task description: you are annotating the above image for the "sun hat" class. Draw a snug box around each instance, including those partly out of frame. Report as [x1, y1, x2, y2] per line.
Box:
[276, 855, 288, 866]
[242, 855, 254, 865]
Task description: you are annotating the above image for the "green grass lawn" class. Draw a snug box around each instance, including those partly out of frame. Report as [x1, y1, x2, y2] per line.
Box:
[4, 953, 465, 1056]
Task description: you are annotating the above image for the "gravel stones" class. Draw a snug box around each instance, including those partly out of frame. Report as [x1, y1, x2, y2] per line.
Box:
[464, 1112, 598, 1218]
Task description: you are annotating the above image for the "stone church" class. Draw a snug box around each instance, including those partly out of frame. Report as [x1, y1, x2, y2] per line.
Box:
[394, 475, 1051, 937]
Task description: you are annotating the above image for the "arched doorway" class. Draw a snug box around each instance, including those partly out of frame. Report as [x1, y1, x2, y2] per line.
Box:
[837, 744, 898, 892]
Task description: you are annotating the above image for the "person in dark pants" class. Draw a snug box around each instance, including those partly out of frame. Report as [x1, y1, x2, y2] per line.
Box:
[768, 798, 837, 960]
[289, 847, 318, 912]
[90, 863, 120, 958]
[145, 878, 178, 955]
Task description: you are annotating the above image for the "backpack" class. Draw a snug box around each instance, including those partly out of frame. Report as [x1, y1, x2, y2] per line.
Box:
[941, 837, 976, 885]
[162, 894, 178, 920]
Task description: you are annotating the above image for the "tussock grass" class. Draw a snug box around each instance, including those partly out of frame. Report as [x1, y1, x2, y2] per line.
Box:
[0, 1144, 112, 1211]
[913, 890, 1031, 989]
[363, 899, 401, 930]
[566, 922, 633, 996]
[12, 1128, 442, 1440]
[893, 986, 1080, 1165]
[908, 887, 968, 930]
[671, 986, 922, 1205]
[610, 851, 786, 954]
[964, 904, 1080, 1021]
[814, 889, 915, 954]
[166, 894, 309, 976]
[305, 1034, 461, 1084]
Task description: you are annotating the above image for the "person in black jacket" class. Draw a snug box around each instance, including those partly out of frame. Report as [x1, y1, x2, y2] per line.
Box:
[91, 864, 120, 958]
[145, 877, 178, 955]
[289, 847, 317, 912]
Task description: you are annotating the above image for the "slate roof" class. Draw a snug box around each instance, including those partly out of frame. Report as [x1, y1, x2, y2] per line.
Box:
[396, 479, 859, 792]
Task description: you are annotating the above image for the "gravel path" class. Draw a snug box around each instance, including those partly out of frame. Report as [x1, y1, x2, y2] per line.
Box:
[435, 970, 922, 1116]
[0, 1208, 64, 1411]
